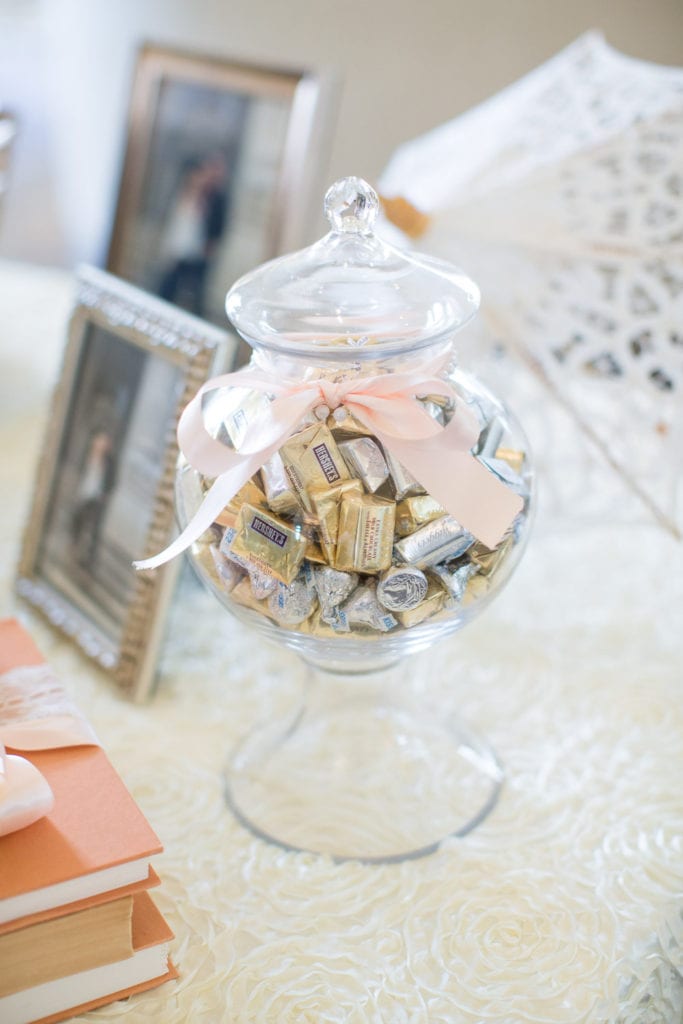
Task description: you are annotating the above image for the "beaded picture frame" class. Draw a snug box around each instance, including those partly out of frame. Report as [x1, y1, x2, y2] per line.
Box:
[16, 266, 234, 700]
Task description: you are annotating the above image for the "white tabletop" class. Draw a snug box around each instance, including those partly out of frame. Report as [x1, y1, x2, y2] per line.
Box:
[1, 261, 682, 1023]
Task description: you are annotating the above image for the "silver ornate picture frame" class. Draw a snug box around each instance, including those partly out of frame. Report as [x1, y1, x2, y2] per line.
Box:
[16, 266, 234, 700]
[107, 44, 336, 330]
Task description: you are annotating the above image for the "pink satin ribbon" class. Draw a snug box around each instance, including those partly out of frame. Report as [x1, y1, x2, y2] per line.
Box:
[134, 358, 524, 571]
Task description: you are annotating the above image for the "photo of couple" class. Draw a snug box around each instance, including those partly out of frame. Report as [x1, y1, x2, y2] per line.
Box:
[110, 63, 295, 327]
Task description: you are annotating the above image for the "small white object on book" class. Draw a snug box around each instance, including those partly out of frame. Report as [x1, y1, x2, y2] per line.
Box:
[0, 744, 54, 838]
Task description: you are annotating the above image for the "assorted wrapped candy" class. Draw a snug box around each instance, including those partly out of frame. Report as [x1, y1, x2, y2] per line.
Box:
[192, 396, 531, 639]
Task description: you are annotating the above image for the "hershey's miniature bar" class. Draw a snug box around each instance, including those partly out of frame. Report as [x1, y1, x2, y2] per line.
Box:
[335, 493, 395, 574]
[310, 478, 363, 563]
[230, 503, 307, 584]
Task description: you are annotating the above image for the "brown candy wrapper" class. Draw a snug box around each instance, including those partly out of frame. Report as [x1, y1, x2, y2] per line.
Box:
[300, 424, 351, 488]
[200, 398, 524, 637]
[219, 525, 255, 573]
[276, 424, 318, 509]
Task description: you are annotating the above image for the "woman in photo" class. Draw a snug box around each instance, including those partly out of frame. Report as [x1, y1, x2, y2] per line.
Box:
[158, 152, 230, 316]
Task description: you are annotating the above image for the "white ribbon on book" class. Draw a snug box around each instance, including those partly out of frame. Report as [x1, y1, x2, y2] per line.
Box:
[0, 664, 100, 750]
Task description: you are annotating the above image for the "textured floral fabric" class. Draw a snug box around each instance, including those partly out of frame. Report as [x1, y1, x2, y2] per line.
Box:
[1, 263, 682, 1023]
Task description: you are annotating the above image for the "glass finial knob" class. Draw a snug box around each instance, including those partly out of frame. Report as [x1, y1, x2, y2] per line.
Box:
[324, 177, 379, 234]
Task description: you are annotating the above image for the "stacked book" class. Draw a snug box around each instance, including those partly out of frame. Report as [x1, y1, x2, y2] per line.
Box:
[0, 620, 176, 1024]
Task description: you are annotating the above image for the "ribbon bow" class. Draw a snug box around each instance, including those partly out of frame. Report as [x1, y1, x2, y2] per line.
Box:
[134, 356, 523, 571]
[0, 619, 100, 836]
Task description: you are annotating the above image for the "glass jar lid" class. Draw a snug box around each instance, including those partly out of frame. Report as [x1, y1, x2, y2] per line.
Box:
[225, 177, 480, 359]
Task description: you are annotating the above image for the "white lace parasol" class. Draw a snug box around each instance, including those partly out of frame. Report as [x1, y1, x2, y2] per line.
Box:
[379, 32, 683, 536]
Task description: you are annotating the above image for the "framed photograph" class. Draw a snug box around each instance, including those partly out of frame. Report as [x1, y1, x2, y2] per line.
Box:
[107, 44, 337, 330]
[16, 266, 235, 701]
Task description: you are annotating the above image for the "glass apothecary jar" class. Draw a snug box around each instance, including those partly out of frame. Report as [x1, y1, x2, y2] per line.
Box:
[170, 178, 534, 861]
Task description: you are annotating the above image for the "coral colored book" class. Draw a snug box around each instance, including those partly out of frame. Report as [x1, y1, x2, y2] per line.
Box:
[0, 893, 135, 998]
[0, 620, 163, 927]
[0, 745, 163, 926]
[0, 867, 160, 936]
[0, 891, 177, 1024]
[0, 620, 177, 1023]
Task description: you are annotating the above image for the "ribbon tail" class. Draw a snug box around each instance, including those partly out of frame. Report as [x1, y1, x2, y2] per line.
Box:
[135, 392, 320, 571]
[373, 432, 523, 549]
[134, 457, 265, 571]
[177, 369, 290, 478]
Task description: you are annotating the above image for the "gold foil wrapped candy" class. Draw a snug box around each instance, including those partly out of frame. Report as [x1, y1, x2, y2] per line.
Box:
[310, 479, 363, 564]
[280, 424, 350, 512]
[395, 495, 447, 537]
[335, 493, 395, 574]
[230, 503, 307, 585]
[192, 399, 529, 637]
[469, 536, 514, 577]
[394, 578, 445, 628]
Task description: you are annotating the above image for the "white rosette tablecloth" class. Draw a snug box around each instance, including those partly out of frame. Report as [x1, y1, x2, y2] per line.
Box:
[1, 261, 682, 1023]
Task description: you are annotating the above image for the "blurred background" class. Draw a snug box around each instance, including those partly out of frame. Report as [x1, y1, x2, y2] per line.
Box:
[2, 0, 683, 269]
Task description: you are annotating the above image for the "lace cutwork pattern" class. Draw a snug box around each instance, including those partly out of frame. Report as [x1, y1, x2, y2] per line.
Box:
[380, 32, 683, 532]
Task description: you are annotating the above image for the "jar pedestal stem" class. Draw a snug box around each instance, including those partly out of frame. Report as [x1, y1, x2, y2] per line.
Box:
[224, 658, 504, 863]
